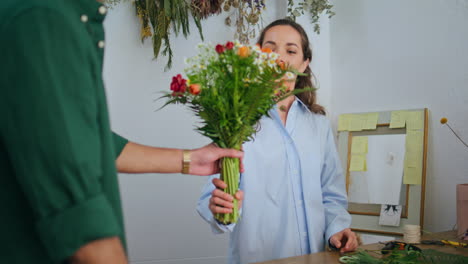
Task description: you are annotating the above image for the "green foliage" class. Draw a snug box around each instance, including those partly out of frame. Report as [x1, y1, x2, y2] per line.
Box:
[339, 248, 468, 264]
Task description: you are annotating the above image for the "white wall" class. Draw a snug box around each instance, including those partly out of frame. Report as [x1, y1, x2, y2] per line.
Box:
[330, 0, 468, 233]
[103, 1, 331, 263]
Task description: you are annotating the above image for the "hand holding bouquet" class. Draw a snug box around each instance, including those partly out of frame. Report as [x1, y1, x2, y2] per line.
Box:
[162, 40, 307, 224]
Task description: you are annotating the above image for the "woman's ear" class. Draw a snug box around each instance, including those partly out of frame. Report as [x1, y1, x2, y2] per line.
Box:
[299, 59, 310, 73]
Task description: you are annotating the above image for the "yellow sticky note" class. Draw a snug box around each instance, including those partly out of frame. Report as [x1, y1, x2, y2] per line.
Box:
[404, 150, 422, 168]
[351, 136, 368, 154]
[363, 113, 379, 130]
[405, 130, 423, 152]
[338, 114, 350, 131]
[389, 111, 407, 128]
[406, 111, 424, 131]
[348, 115, 364, 132]
[404, 166, 422, 185]
[349, 155, 366, 171]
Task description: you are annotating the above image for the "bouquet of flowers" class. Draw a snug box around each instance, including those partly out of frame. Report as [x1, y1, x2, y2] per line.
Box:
[162, 41, 307, 224]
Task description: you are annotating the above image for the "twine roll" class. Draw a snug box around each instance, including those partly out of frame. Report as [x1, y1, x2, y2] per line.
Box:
[403, 224, 421, 243]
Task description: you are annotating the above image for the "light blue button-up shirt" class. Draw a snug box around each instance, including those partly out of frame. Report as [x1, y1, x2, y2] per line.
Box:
[197, 98, 351, 264]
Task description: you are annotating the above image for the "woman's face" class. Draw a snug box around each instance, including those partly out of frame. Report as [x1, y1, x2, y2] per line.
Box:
[261, 25, 309, 74]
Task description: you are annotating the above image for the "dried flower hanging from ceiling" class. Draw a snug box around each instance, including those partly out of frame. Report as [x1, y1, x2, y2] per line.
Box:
[191, 0, 224, 19]
[223, 0, 265, 44]
[104, 0, 335, 68]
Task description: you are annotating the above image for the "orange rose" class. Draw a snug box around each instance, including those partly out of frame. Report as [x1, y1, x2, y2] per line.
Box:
[238, 46, 250, 58]
[261, 47, 272, 53]
[189, 84, 201, 95]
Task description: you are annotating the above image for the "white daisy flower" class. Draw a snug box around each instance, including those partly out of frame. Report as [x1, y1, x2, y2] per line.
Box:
[285, 72, 295, 80]
[269, 52, 279, 60]
[267, 59, 276, 68]
[252, 45, 261, 53]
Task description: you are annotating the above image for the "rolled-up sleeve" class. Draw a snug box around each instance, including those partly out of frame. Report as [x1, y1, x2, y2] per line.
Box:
[112, 132, 128, 159]
[320, 121, 352, 241]
[2, 8, 121, 262]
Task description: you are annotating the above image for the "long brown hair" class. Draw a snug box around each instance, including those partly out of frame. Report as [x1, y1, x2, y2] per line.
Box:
[256, 19, 326, 115]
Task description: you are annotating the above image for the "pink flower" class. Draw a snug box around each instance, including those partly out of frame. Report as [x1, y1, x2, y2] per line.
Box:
[215, 44, 225, 54]
[170, 74, 187, 95]
[225, 41, 234, 50]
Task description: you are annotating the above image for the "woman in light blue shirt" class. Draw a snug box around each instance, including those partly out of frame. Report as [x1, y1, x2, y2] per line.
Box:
[197, 19, 358, 264]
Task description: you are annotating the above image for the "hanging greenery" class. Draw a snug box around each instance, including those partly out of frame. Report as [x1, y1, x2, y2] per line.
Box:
[135, 0, 206, 70]
[105, 0, 335, 68]
[287, 0, 335, 34]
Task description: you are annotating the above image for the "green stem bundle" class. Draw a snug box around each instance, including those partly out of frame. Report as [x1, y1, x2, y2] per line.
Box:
[215, 156, 240, 224]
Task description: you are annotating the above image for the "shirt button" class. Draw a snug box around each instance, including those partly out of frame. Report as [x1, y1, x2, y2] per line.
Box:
[98, 6, 107, 15]
[80, 14, 88, 23]
[98, 40, 105, 49]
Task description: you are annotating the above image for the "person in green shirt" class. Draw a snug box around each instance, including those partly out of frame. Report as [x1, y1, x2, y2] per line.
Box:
[0, 0, 243, 263]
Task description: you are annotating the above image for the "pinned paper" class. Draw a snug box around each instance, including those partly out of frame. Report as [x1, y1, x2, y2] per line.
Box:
[379, 204, 402, 226]
[351, 136, 368, 154]
[404, 150, 421, 168]
[349, 155, 367, 171]
[363, 113, 379, 130]
[389, 111, 407, 128]
[404, 130, 424, 185]
[338, 114, 351, 131]
[405, 130, 423, 152]
[404, 166, 422, 185]
[349, 115, 364, 131]
[406, 111, 424, 131]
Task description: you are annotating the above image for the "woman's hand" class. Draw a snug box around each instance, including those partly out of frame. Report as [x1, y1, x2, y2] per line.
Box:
[330, 228, 359, 253]
[209, 178, 244, 215]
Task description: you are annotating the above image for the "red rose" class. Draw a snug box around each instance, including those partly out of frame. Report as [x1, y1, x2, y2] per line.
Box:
[225, 41, 234, 50]
[170, 74, 187, 94]
[215, 44, 225, 54]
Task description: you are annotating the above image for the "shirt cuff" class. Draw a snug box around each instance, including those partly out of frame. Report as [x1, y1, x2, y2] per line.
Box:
[35, 194, 122, 263]
[211, 219, 236, 234]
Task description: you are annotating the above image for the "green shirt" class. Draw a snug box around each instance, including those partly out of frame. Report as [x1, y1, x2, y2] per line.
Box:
[0, 0, 128, 263]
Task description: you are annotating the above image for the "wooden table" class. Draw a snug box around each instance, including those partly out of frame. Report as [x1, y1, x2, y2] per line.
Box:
[253, 231, 468, 264]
